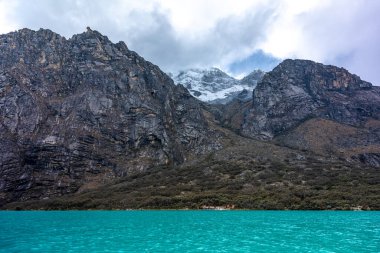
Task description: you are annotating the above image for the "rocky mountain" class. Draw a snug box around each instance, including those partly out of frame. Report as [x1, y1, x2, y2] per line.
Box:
[1, 28, 379, 210]
[171, 68, 264, 104]
[0, 28, 222, 205]
[222, 59, 380, 164]
[240, 69, 266, 87]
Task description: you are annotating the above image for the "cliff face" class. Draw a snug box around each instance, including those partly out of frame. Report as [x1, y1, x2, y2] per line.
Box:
[241, 59, 379, 139]
[0, 28, 221, 204]
[218, 59, 380, 165]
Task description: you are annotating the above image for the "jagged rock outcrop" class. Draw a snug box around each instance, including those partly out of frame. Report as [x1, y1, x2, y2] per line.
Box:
[352, 153, 380, 167]
[0, 28, 222, 204]
[240, 69, 265, 87]
[241, 59, 380, 139]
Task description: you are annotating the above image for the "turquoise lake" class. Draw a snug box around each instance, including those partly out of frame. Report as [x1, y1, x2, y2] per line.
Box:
[0, 211, 379, 252]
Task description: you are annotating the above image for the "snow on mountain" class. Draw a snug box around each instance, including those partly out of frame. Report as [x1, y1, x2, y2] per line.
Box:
[170, 68, 265, 104]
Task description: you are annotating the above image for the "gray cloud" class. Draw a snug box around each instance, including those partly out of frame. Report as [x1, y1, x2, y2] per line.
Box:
[119, 2, 279, 73]
[2, 0, 379, 84]
[6, 0, 278, 74]
[9, 0, 107, 36]
[291, 0, 380, 84]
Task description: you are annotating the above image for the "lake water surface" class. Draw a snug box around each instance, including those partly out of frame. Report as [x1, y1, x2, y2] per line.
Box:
[0, 211, 379, 252]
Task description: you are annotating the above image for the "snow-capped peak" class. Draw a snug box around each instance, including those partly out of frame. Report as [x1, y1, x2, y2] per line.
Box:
[170, 67, 265, 104]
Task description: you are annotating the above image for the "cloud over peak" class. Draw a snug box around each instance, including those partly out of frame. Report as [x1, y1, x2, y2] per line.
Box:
[0, 0, 379, 84]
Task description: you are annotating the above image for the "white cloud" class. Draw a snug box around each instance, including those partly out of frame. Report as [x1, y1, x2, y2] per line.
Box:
[160, 0, 264, 34]
[0, 0, 379, 84]
[0, 0, 18, 33]
[261, 0, 380, 84]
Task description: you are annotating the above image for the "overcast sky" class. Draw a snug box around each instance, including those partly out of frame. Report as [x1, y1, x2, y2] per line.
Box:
[0, 0, 379, 84]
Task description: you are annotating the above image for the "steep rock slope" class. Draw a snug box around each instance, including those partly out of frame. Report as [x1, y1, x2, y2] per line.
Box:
[0, 28, 222, 204]
[242, 59, 380, 138]
[171, 68, 264, 104]
[225, 59, 380, 162]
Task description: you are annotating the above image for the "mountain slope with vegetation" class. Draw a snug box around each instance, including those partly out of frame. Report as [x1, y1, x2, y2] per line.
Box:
[0, 28, 379, 210]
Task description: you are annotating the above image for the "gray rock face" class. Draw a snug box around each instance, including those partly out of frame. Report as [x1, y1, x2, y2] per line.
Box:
[241, 59, 380, 139]
[0, 28, 221, 204]
[352, 153, 380, 167]
[240, 69, 265, 87]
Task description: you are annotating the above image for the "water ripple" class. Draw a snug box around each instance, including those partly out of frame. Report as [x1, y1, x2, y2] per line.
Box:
[0, 211, 379, 253]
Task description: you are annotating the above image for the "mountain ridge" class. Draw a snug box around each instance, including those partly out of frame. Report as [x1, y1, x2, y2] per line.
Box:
[0, 28, 379, 209]
[0, 27, 223, 205]
[219, 59, 380, 166]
